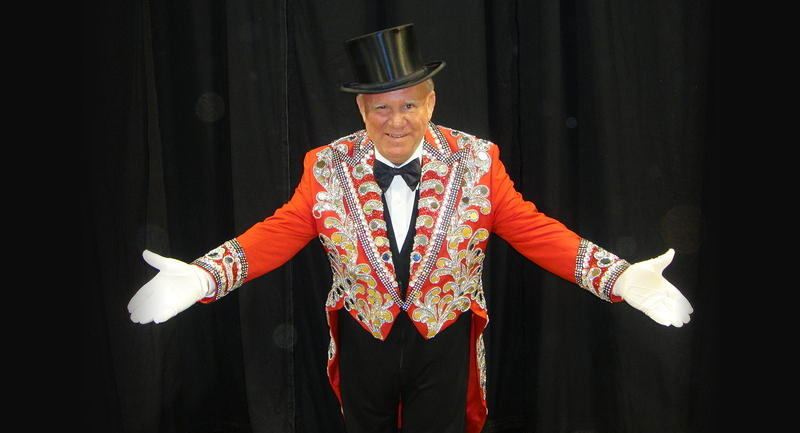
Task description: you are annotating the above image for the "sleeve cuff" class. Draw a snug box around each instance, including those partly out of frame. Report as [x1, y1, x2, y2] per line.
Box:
[575, 238, 629, 303]
[191, 238, 249, 303]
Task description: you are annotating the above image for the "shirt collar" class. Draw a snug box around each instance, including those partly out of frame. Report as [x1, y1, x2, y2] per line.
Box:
[374, 137, 424, 168]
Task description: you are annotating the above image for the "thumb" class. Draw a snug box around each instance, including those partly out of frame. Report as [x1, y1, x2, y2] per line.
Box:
[647, 248, 675, 274]
[142, 249, 181, 272]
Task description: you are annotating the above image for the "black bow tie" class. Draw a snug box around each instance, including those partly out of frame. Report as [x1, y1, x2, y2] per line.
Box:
[373, 158, 421, 193]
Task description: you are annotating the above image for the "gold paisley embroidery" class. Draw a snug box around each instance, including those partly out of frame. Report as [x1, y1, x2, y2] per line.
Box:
[416, 214, 434, 229]
[409, 129, 495, 336]
[314, 141, 395, 336]
[349, 287, 396, 339]
[358, 181, 381, 196]
[420, 178, 444, 194]
[411, 287, 471, 338]
[328, 329, 336, 361]
[477, 334, 487, 398]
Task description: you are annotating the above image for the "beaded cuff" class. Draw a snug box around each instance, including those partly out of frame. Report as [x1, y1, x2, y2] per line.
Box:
[575, 238, 629, 302]
[192, 238, 249, 301]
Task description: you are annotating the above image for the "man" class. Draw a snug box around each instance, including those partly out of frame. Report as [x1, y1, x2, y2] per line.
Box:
[128, 24, 693, 433]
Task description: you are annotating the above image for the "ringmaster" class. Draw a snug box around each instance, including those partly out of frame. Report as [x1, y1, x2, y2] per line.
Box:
[128, 24, 693, 433]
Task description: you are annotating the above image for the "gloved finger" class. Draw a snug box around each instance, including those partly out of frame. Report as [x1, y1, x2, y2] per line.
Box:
[664, 284, 693, 315]
[647, 248, 675, 274]
[142, 250, 184, 273]
[129, 283, 169, 323]
[133, 297, 176, 324]
[664, 301, 686, 327]
[680, 293, 693, 315]
[153, 305, 180, 324]
[127, 283, 154, 313]
[130, 312, 151, 325]
[130, 303, 154, 324]
[647, 298, 682, 327]
[677, 296, 694, 316]
[674, 309, 691, 326]
[648, 309, 674, 326]
[660, 300, 690, 327]
[152, 310, 170, 324]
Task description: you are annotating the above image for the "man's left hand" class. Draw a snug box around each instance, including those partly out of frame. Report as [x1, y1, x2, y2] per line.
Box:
[613, 249, 693, 327]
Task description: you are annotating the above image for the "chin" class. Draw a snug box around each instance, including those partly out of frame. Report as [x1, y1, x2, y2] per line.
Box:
[377, 141, 414, 161]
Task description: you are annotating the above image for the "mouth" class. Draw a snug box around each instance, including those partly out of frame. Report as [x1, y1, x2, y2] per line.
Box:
[386, 133, 409, 139]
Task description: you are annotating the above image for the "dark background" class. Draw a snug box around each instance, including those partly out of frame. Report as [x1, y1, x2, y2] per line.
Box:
[82, 0, 720, 432]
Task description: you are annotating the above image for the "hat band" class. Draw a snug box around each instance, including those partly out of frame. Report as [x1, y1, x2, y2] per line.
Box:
[341, 61, 444, 94]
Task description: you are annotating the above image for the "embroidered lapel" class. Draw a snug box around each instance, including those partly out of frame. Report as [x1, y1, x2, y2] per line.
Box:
[405, 124, 466, 310]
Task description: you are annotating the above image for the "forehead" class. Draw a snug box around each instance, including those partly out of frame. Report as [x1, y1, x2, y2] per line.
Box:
[361, 83, 429, 105]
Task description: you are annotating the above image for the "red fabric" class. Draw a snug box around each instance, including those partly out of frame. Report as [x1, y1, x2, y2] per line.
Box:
[236, 150, 319, 281]
[488, 145, 581, 282]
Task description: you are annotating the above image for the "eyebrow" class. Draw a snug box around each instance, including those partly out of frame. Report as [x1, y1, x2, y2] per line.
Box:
[371, 99, 419, 109]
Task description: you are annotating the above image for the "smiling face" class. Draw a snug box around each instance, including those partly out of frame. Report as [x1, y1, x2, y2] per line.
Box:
[356, 81, 436, 165]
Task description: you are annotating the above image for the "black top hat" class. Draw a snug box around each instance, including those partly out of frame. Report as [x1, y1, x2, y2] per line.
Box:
[341, 23, 445, 94]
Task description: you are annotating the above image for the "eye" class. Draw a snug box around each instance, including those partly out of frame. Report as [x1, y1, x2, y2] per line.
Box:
[404, 103, 416, 110]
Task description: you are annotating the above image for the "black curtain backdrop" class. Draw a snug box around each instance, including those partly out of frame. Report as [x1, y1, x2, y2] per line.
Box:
[83, 1, 720, 432]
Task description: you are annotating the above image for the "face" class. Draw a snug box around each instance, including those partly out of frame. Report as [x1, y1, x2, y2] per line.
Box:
[356, 82, 436, 165]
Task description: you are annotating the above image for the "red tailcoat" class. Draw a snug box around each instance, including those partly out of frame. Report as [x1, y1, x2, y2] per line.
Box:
[193, 123, 628, 432]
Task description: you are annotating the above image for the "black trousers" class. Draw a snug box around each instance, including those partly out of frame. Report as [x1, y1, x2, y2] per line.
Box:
[338, 308, 472, 433]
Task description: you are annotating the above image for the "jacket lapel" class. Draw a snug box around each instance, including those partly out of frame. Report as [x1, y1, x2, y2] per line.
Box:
[404, 124, 465, 310]
[334, 124, 465, 311]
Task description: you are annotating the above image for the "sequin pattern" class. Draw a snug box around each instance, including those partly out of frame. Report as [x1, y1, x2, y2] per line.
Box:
[477, 334, 487, 400]
[328, 329, 336, 361]
[409, 130, 494, 335]
[575, 238, 630, 301]
[403, 137, 465, 313]
[313, 133, 397, 338]
[192, 239, 248, 300]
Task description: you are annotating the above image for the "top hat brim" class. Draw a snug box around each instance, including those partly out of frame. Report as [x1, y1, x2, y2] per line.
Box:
[340, 61, 445, 94]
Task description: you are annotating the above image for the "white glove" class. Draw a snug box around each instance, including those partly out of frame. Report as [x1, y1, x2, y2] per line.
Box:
[613, 249, 693, 327]
[128, 250, 214, 324]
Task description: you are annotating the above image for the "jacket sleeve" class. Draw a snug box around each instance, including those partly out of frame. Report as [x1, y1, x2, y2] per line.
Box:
[488, 144, 626, 302]
[192, 149, 320, 302]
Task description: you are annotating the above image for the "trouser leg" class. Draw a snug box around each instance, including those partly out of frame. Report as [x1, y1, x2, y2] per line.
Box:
[338, 308, 401, 433]
[338, 309, 472, 433]
[399, 311, 471, 433]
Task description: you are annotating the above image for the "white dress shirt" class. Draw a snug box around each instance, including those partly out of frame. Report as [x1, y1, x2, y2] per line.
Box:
[374, 139, 424, 249]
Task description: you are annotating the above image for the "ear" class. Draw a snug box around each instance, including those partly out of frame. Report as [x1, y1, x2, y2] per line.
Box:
[355, 94, 368, 123]
[425, 90, 436, 120]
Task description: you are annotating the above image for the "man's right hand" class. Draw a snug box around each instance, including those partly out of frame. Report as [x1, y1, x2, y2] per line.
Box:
[128, 250, 212, 324]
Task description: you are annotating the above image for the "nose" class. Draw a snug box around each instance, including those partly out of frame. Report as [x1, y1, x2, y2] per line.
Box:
[387, 111, 406, 128]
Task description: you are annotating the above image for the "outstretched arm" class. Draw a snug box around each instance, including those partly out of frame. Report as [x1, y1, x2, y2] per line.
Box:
[488, 143, 692, 326]
[127, 149, 321, 324]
